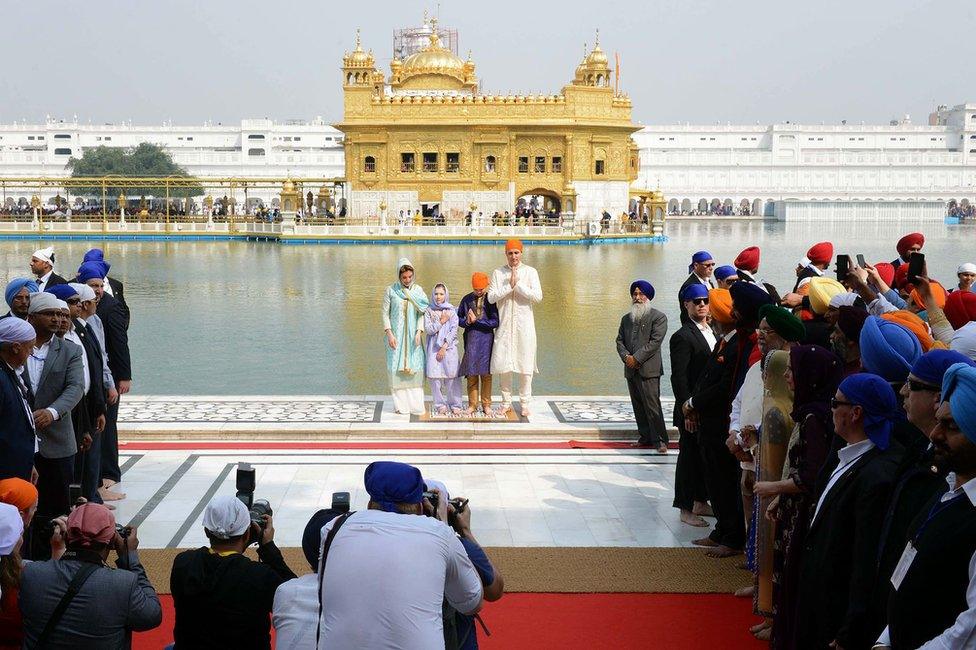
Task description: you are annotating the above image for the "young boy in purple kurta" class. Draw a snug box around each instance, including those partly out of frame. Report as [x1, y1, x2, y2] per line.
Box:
[457, 272, 499, 415]
[424, 283, 462, 414]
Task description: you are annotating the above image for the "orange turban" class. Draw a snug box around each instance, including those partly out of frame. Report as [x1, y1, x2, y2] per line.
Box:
[708, 288, 734, 325]
[882, 310, 934, 351]
[505, 239, 523, 252]
[0, 478, 38, 511]
[909, 281, 947, 310]
[471, 272, 489, 291]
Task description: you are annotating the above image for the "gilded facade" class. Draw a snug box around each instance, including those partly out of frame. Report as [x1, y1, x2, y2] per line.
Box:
[336, 21, 641, 221]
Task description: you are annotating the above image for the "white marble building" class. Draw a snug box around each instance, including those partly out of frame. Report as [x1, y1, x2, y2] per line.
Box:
[1, 102, 974, 217]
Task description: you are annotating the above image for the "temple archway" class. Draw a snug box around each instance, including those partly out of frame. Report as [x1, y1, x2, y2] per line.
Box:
[517, 188, 561, 215]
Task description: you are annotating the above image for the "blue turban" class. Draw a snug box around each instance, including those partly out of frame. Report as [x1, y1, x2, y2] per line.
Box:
[688, 250, 713, 272]
[714, 265, 738, 282]
[4, 278, 39, 308]
[681, 283, 709, 302]
[942, 363, 976, 444]
[83, 248, 104, 262]
[859, 316, 922, 383]
[838, 373, 903, 450]
[910, 350, 976, 388]
[45, 284, 79, 301]
[730, 280, 774, 325]
[630, 280, 654, 301]
[76, 261, 107, 283]
[364, 461, 424, 513]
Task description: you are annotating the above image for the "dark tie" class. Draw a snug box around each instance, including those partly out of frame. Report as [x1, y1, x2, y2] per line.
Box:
[18, 369, 35, 408]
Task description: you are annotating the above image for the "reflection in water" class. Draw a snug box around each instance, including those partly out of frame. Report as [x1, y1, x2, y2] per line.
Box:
[0, 221, 964, 395]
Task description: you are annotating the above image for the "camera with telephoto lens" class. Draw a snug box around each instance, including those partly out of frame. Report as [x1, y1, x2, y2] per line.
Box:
[235, 463, 273, 529]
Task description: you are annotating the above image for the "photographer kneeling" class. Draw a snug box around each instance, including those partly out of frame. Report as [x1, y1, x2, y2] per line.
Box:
[170, 494, 296, 650]
[19, 502, 162, 648]
[318, 461, 484, 649]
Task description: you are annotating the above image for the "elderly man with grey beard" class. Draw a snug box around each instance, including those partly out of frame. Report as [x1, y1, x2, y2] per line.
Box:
[616, 280, 669, 451]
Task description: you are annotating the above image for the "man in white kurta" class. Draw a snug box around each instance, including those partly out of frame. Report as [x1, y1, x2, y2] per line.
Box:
[487, 239, 543, 417]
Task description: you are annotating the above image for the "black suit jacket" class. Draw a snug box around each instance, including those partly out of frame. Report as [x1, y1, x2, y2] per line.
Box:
[615, 307, 668, 379]
[72, 318, 107, 421]
[106, 276, 129, 328]
[96, 293, 131, 383]
[688, 332, 741, 436]
[796, 443, 903, 649]
[0, 363, 35, 480]
[677, 273, 714, 326]
[669, 322, 712, 428]
[39, 272, 68, 290]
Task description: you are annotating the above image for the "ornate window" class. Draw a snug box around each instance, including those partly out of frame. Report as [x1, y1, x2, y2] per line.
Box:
[551, 156, 562, 173]
[423, 152, 438, 172]
[247, 148, 265, 156]
[594, 159, 605, 175]
[484, 155, 496, 172]
[518, 156, 529, 173]
[446, 153, 460, 173]
[534, 156, 546, 173]
[364, 156, 376, 173]
[400, 153, 415, 172]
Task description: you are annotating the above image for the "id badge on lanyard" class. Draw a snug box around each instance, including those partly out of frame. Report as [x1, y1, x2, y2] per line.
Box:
[890, 543, 917, 590]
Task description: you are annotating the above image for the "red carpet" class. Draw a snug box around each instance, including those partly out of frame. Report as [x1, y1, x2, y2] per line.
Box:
[119, 440, 675, 450]
[135, 593, 764, 649]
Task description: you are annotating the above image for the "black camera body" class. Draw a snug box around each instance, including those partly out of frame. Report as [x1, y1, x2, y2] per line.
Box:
[236, 463, 273, 529]
[116, 524, 130, 539]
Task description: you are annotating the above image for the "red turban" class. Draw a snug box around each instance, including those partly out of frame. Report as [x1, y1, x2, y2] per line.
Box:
[505, 239, 523, 252]
[734, 246, 760, 272]
[945, 290, 976, 329]
[894, 264, 912, 291]
[896, 233, 924, 258]
[471, 272, 489, 291]
[806, 242, 834, 265]
[874, 262, 895, 288]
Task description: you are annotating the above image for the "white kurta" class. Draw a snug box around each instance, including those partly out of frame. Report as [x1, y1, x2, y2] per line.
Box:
[487, 263, 543, 374]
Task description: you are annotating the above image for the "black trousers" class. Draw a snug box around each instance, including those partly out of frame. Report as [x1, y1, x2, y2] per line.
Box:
[100, 398, 121, 483]
[30, 452, 75, 560]
[698, 428, 745, 549]
[626, 375, 668, 445]
[74, 431, 103, 503]
[672, 423, 709, 511]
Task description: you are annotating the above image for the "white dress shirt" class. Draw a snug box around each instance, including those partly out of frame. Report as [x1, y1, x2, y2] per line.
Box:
[812, 438, 876, 522]
[695, 319, 717, 351]
[35, 270, 53, 292]
[876, 475, 976, 649]
[25, 338, 59, 421]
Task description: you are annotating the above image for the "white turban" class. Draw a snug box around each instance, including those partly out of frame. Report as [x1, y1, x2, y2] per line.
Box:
[0, 318, 35, 344]
[31, 247, 54, 265]
[829, 292, 861, 309]
[958, 263, 976, 275]
[797, 256, 810, 268]
[27, 292, 60, 315]
[202, 495, 251, 539]
[951, 322, 976, 361]
[0, 502, 24, 555]
[69, 283, 96, 302]
[55, 299, 68, 311]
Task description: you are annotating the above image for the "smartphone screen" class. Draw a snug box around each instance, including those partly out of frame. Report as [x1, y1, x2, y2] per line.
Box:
[856, 254, 867, 268]
[907, 253, 925, 284]
[836, 254, 851, 281]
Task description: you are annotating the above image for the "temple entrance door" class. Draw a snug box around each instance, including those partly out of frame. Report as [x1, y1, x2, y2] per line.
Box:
[517, 190, 561, 225]
[421, 203, 441, 225]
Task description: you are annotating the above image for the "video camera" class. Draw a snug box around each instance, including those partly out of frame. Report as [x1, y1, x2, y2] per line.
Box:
[236, 463, 273, 530]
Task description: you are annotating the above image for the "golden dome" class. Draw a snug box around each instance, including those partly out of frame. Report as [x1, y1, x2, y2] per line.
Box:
[585, 30, 609, 67]
[344, 29, 374, 67]
[400, 31, 466, 78]
[282, 178, 295, 192]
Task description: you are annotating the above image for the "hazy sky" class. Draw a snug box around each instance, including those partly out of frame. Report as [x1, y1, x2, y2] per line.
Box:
[1, 0, 970, 127]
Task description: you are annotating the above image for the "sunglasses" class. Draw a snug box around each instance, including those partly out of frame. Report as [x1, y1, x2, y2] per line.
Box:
[908, 379, 939, 393]
[66, 298, 81, 305]
[830, 398, 856, 409]
[688, 298, 708, 306]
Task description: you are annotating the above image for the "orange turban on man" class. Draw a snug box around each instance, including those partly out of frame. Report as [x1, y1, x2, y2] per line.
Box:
[909, 281, 947, 311]
[708, 288, 734, 325]
[0, 478, 38, 512]
[505, 239, 523, 252]
[806, 242, 834, 266]
[882, 311, 934, 351]
[471, 272, 489, 291]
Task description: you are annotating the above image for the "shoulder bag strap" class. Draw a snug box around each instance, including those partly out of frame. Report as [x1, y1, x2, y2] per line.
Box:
[36, 562, 99, 648]
[315, 511, 354, 648]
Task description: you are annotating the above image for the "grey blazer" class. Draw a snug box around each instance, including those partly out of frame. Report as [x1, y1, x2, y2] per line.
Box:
[616, 307, 668, 379]
[33, 336, 85, 459]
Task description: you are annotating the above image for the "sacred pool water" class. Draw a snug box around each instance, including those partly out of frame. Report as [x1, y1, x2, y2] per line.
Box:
[0, 220, 965, 396]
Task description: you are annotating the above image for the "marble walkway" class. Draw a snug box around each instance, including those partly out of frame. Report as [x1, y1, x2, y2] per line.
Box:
[108, 446, 699, 550]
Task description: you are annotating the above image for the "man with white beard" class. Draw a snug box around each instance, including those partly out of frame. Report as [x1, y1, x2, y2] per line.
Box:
[615, 280, 669, 451]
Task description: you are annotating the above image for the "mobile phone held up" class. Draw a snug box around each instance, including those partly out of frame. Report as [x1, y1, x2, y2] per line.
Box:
[907, 253, 925, 285]
[836, 254, 851, 282]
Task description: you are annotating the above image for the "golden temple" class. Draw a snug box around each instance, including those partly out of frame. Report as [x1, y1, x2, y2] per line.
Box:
[336, 19, 651, 223]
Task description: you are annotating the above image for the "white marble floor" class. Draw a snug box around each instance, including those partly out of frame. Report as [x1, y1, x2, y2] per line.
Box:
[107, 447, 705, 550]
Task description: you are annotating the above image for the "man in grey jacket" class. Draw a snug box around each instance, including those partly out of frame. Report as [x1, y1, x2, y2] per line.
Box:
[616, 280, 669, 451]
[25, 292, 84, 558]
[20, 502, 162, 649]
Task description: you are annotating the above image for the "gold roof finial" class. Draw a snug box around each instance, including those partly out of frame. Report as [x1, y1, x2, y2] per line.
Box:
[595, 28, 600, 47]
[355, 28, 362, 50]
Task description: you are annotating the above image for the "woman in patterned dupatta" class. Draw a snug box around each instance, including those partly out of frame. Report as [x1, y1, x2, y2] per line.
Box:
[757, 344, 843, 649]
[749, 350, 793, 640]
[382, 258, 429, 414]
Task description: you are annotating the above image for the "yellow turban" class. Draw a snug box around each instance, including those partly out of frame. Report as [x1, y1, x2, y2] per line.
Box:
[808, 277, 847, 315]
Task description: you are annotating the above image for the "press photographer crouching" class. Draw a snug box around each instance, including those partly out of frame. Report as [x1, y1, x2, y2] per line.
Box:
[169, 492, 296, 650]
[19, 502, 162, 649]
[317, 461, 484, 649]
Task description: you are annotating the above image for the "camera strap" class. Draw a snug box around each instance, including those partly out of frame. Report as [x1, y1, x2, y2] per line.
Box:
[315, 511, 354, 648]
[36, 561, 99, 647]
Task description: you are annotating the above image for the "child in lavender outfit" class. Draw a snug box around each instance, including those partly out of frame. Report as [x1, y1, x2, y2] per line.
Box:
[424, 283, 462, 414]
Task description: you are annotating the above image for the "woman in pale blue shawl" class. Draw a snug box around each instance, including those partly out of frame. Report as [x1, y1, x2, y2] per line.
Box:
[382, 258, 429, 414]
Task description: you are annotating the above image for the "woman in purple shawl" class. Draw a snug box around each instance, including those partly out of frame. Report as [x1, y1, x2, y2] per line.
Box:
[424, 283, 462, 415]
[457, 273, 499, 415]
[755, 344, 843, 649]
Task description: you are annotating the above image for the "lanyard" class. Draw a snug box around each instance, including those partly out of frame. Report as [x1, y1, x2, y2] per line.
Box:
[913, 493, 963, 544]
